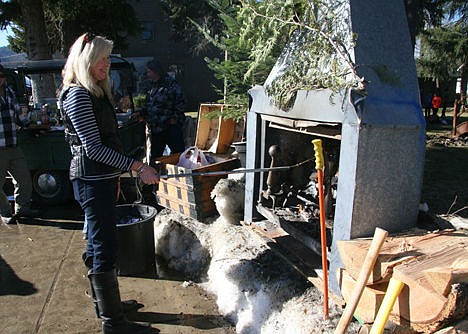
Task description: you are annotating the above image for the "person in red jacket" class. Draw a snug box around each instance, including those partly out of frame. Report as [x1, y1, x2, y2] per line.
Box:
[431, 92, 442, 117]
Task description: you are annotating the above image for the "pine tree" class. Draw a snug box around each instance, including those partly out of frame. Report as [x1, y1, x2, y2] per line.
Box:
[418, 23, 468, 100]
[203, 0, 284, 117]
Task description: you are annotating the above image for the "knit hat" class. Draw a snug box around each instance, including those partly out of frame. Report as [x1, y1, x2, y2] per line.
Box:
[146, 60, 164, 76]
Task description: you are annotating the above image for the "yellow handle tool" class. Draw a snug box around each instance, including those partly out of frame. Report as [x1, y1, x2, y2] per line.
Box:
[312, 139, 328, 319]
[369, 277, 405, 334]
[312, 139, 324, 171]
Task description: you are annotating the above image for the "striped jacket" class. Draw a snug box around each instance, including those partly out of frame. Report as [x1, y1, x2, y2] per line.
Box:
[61, 86, 133, 181]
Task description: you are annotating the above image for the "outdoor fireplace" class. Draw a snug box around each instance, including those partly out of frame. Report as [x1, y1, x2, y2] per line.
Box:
[243, 0, 426, 294]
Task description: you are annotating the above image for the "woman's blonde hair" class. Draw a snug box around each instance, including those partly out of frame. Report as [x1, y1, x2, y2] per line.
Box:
[62, 33, 113, 101]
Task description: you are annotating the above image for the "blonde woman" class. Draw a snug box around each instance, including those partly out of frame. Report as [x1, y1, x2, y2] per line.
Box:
[60, 33, 159, 334]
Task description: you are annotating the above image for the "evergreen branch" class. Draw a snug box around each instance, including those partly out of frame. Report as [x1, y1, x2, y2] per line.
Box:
[239, 0, 362, 84]
[188, 17, 225, 50]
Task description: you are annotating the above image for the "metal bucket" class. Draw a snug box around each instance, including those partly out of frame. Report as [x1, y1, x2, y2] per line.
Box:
[115, 204, 157, 276]
[231, 141, 247, 168]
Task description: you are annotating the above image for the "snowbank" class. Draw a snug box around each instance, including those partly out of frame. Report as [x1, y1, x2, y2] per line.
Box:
[153, 207, 360, 333]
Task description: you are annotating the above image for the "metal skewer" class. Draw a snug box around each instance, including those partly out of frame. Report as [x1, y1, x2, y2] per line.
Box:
[159, 158, 314, 179]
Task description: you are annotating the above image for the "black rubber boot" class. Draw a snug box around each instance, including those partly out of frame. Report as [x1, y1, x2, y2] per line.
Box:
[82, 253, 142, 318]
[89, 271, 157, 334]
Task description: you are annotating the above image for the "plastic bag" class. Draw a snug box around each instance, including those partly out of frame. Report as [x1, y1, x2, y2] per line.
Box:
[177, 146, 209, 169]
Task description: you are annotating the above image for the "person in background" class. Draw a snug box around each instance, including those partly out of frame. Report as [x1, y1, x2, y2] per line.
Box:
[59, 33, 159, 334]
[422, 92, 432, 118]
[440, 89, 449, 120]
[141, 60, 186, 162]
[452, 93, 463, 135]
[431, 92, 442, 119]
[0, 64, 40, 225]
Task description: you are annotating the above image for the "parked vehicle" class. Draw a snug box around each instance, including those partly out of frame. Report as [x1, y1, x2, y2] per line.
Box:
[2, 56, 146, 205]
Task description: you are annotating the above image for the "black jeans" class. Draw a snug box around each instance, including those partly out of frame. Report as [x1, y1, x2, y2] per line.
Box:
[72, 178, 118, 273]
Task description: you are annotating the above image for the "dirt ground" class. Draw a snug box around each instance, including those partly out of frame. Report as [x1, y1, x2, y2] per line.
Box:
[422, 113, 468, 218]
[0, 203, 236, 334]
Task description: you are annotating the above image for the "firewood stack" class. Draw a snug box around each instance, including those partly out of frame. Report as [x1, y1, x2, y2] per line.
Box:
[337, 228, 468, 333]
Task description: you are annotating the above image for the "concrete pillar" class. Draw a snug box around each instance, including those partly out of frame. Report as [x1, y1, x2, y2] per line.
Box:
[329, 0, 426, 294]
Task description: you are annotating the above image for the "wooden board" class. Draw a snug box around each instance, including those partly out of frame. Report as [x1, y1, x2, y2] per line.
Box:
[156, 191, 211, 220]
[392, 233, 468, 298]
[194, 104, 244, 153]
[155, 153, 240, 220]
[337, 229, 465, 284]
[424, 264, 468, 297]
[242, 219, 345, 306]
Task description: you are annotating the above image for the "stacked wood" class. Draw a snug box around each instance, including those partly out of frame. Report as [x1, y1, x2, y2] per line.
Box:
[337, 229, 468, 333]
[155, 154, 240, 220]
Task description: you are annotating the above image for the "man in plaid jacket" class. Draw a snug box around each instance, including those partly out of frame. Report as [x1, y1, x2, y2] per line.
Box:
[0, 64, 39, 224]
[141, 60, 186, 161]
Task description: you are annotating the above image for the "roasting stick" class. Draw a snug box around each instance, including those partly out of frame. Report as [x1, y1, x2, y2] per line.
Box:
[335, 227, 389, 334]
[159, 158, 314, 179]
[312, 139, 329, 320]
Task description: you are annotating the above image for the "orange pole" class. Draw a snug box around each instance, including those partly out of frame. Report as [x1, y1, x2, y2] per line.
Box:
[312, 139, 329, 320]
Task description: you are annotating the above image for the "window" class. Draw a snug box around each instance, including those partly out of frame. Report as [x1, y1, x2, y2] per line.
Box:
[141, 21, 154, 41]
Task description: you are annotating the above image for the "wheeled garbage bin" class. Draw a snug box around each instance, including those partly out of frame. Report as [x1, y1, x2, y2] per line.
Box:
[115, 204, 157, 276]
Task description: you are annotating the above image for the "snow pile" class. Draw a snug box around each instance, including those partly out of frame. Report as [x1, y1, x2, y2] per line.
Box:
[260, 288, 344, 333]
[153, 212, 212, 280]
[153, 176, 360, 333]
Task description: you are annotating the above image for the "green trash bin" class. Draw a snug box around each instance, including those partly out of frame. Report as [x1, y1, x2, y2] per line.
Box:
[115, 204, 157, 276]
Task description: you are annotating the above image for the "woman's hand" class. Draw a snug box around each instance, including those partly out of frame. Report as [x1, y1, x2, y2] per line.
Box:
[138, 165, 159, 185]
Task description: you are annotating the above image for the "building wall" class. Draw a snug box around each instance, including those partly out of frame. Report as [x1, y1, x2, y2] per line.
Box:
[117, 0, 222, 111]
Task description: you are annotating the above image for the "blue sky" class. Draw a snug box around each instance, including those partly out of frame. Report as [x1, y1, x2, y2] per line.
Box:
[0, 27, 12, 47]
